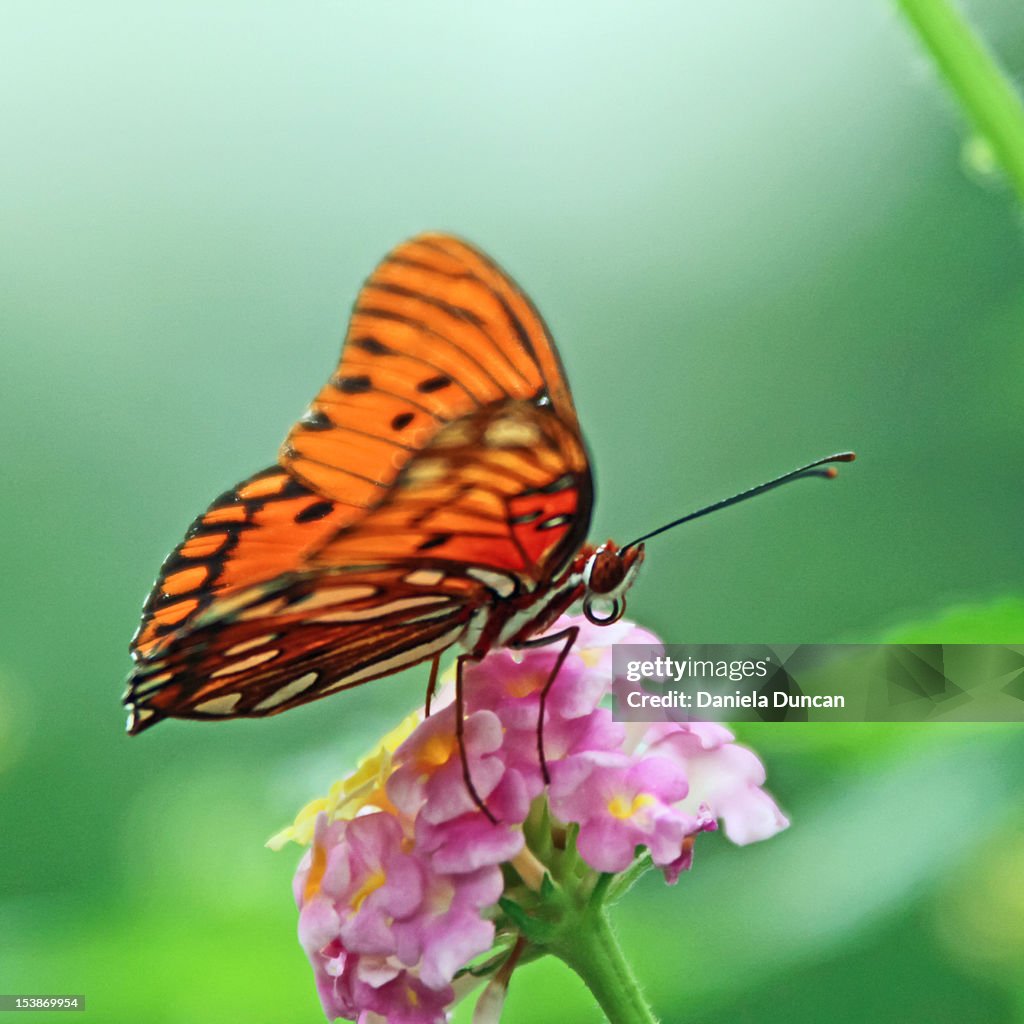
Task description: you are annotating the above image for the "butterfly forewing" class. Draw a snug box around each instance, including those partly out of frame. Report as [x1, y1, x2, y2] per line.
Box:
[281, 234, 582, 505]
[310, 400, 591, 585]
[131, 466, 353, 660]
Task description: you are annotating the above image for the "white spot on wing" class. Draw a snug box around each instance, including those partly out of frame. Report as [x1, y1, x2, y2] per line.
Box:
[129, 670, 173, 696]
[236, 597, 290, 621]
[430, 420, 477, 448]
[195, 693, 242, 715]
[286, 585, 378, 613]
[405, 607, 463, 624]
[225, 634, 278, 657]
[404, 459, 448, 487]
[129, 707, 155, 727]
[197, 586, 278, 625]
[484, 418, 540, 448]
[467, 568, 516, 597]
[254, 671, 319, 711]
[308, 596, 451, 624]
[403, 569, 445, 587]
[211, 648, 280, 678]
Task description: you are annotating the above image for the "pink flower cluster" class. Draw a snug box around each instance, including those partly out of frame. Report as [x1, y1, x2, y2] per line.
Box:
[291, 616, 788, 1023]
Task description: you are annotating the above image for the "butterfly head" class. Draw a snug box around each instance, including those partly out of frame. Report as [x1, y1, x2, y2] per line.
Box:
[581, 541, 644, 626]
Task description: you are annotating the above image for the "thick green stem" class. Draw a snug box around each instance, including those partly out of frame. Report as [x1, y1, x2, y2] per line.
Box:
[553, 907, 659, 1024]
[896, 0, 1024, 203]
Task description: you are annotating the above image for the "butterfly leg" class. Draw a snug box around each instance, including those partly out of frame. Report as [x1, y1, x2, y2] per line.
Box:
[455, 652, 499, 825]
[424, 653, 442, 717]
[514, 625, 580, 784]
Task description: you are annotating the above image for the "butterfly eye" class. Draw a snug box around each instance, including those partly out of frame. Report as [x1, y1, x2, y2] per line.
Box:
[583, 594, 625, 627]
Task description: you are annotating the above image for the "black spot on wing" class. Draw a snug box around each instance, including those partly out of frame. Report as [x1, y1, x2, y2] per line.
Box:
[299, 409, 333, 431]
[417, 534, 451, 551]
[294, 500, 334, 524]
[417, 375, 452, 394]
[353, 336, 394, 356]
[335, 375, 373, 394]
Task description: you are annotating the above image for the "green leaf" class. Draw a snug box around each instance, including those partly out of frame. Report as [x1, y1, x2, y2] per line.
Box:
[878, 595, 1024, 643]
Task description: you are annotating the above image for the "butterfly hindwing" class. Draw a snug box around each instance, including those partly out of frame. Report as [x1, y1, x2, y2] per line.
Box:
[127, 567, 482, 733]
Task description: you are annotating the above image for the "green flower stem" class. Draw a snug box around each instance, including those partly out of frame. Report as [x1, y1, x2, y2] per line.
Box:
[896, 0, 1024, 203]
[552, 907, 659, 1024]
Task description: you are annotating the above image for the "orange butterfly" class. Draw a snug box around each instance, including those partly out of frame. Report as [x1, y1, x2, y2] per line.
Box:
[125, 234, 645, 740]
[125, 233, 852, 754]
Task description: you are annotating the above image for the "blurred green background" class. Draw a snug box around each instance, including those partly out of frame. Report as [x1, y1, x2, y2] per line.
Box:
[2, 1, 1023, 1021]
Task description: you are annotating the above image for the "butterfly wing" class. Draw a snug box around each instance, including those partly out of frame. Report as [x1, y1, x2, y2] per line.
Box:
[126, 233, 593, 730]
[280, 232, 582, 507]
[126, 567, 480, 733]
[131, 465, 354, 660]
[309, 399, 592, 588]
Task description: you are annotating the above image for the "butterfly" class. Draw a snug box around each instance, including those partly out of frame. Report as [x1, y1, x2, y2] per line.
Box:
[125, 233, 648, 746]
[125, 232, 853, 778]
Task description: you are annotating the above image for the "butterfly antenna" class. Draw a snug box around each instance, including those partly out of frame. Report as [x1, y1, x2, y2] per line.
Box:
[622, 451, 856, 551]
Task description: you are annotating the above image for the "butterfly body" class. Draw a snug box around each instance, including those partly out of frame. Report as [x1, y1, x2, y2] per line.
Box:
[126, 234, 641, 735]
